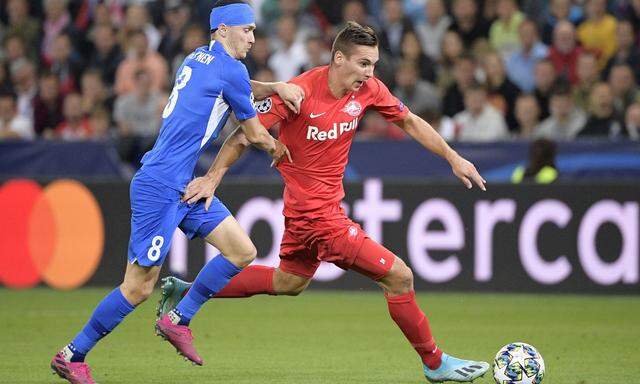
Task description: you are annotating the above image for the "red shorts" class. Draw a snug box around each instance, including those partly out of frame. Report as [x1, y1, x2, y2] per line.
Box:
[279, 205, 395, 280]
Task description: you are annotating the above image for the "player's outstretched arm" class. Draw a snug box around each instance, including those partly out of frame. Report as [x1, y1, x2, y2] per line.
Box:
[395, 112, 487, 191]
[250, 80, 304, 114]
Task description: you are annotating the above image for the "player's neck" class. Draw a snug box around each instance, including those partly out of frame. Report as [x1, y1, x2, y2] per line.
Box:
[327, 66, 350, 99]
[212, 38, 238, 59]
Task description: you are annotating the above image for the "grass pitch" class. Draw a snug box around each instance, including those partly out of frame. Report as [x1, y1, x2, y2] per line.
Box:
[2, 288, 639, 383]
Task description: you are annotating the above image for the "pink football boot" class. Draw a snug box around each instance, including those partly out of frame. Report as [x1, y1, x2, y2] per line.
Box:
[155, 314, 203, 366]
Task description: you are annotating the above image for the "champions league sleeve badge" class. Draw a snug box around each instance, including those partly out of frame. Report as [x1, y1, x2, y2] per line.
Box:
[254, 97, 272, 113]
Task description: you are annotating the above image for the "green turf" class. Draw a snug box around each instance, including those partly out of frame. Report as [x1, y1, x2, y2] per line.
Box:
[2, 288, 639, 383]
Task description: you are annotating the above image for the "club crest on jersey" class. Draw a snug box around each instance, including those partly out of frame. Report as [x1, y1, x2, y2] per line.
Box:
[254, 97, 272, 113]
[341, 100, 362, 117]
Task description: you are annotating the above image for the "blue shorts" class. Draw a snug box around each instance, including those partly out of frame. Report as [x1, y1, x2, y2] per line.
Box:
[127, 171, 231, 266]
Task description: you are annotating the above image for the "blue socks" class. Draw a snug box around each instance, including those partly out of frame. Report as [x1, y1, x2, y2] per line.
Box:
[173, 254, 241, 325]
[67, 287, 135, 362]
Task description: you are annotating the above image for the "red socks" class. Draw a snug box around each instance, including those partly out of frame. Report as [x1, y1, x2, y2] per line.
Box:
[214, 265, 275, 298]
[386, 291, 442, 369]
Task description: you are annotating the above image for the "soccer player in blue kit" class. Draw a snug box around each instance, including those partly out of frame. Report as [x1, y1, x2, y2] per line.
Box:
[50, 2, 302, 383]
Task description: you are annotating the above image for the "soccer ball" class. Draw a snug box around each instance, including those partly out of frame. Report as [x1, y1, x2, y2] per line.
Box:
[493, 342, 545, 384]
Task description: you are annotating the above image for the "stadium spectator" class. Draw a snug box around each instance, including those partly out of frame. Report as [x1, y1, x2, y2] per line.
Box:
[169, 24, 208, 77]
[614, 0, 640, 34]
[357, 110, 407, 140]
[47, 32, 85, 95]
[254, 68, 276, 82]
[511, 138, 558, 183]
[114, 69, 164, 164]
[9, 58, 37, 119]
[4, 0, 40, 60]
[158, 0, 191, 62]
[90, 2, 120, 29]
[299, 35, 330, 73]
[261, 0, 318, 37]
[505, 19, 549, 92]
[548, 20, 583, 84]
[572, 51, 600, 111]
[89, 107, 111, 140]
[393, 60, 440, 118]
[578, 82, 625, 138]
[443, 54, 476, 118]
[609, 64, 640, 116]
[576, 0, 617, 69]
[331, 0, 378, 40]
[514, 94, 541, 138]
[114, 29, 168, 96]
[533, 59, 557, 119]
[0, 90, 33, 139]
[415, 0, 451, 61]
[245, 30, 272, 77]
[453, 81, 509, 141]
[80, 69, 113, 116]
[377, 0, 414, 57]
[399, 31, 436, 83]
[535, 82, 587, 140]
[449, 0, 490, 49]
[489, 0, 524, 57]
[482, 51, 521, 131]
[87, 24, 124, 86]
[54, 92, 93, 140]
[32, 72, 63, 136]
[2, 34, 29, 65]
[604, 20, 640, 80]
[122, 4, 161, 52]
[541, 0, 584, 45]
[268, 16, 308, 81]
[625, 102, 640, 140]
[42, 0, 75, 64]
[436, 31, 464, 90]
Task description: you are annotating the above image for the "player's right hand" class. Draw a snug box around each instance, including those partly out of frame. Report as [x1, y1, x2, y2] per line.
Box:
[270, 140, 292, 167]
[182, 174, 221, 210]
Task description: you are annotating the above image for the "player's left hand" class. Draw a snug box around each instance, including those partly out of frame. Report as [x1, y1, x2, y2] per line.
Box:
[274, 82, 304, 114]
[182, 174, 221, 210]
[449, 155, 486, 191]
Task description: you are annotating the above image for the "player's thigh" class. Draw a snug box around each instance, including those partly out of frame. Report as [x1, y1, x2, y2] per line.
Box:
[128, 173, 184, 267]
[277, 224, 321, 282]
[352, 238, 398, 281]
[203, 216, 257, 266]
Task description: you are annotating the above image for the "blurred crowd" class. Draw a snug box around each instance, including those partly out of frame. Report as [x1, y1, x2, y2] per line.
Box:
[0, 0, 639, 164]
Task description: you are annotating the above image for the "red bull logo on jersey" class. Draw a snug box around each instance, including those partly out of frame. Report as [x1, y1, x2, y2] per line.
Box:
[341, 100, 362, 117]
[306, 117, 359, 141]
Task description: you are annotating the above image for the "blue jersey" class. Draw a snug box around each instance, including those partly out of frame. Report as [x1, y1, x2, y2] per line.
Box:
[140, 41, 256, 191]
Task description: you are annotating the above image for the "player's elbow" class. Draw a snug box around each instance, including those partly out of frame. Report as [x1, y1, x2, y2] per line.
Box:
[399, 112, 419, 135]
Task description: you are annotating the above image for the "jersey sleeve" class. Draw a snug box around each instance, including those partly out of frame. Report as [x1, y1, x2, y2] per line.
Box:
[223, 63, 257, 121]
[371, 77, 410, 122]
[255, 94, 292, 128]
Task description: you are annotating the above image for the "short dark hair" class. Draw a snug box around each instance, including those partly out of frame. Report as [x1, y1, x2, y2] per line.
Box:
[331, 21, 377, 61]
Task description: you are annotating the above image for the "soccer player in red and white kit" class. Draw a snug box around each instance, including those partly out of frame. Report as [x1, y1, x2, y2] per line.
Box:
[159, 22, 489, 382]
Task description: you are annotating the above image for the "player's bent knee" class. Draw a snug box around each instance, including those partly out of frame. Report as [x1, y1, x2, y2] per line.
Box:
[230, 243, 257, 268]
[274, 270, 310, 296]
[380, 259, 414, 295]
[120, 283, 152, 305]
